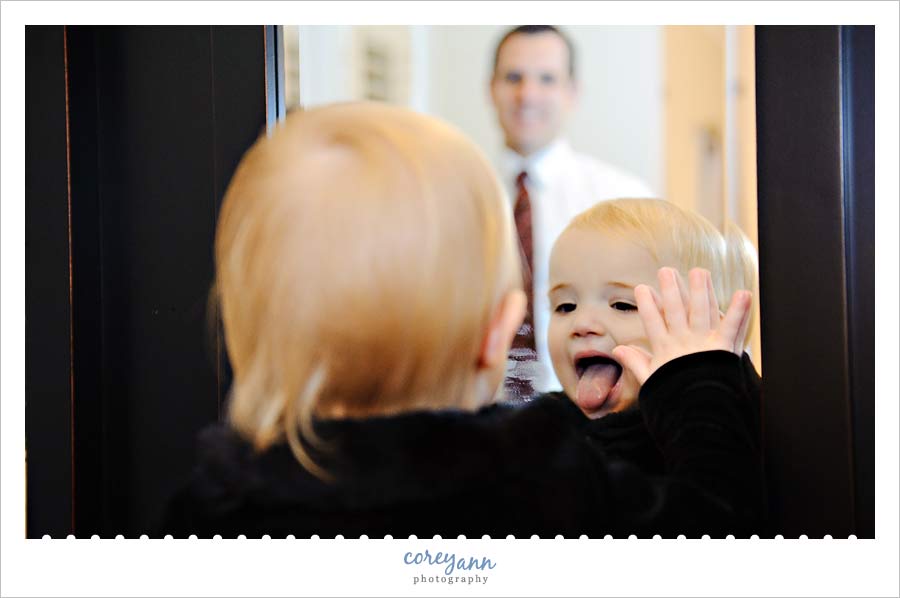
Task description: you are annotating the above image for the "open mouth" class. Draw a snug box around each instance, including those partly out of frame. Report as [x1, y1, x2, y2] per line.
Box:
[573, 354, 623, 411]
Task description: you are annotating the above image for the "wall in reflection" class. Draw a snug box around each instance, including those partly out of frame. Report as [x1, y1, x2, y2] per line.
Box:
[285, 26, 663, 193]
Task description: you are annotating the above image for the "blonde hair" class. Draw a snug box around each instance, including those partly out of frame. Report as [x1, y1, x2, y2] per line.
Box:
[567, 198, 759, 343]
[214, 103, 520, 476]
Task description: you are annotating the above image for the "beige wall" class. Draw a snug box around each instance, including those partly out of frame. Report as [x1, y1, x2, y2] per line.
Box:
[664, 26, 726, 219]
[735, 26, 761, 371]
[665, 26, 761, 371]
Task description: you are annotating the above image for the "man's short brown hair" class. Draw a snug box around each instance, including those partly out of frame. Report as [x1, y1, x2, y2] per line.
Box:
[492, 25, 576, 78]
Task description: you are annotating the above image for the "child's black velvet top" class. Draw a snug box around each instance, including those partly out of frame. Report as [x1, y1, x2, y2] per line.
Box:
[160, 351, 764, 538]
[549, 352, 762, 477]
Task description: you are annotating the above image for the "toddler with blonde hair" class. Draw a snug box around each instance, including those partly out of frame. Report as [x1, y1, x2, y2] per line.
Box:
[542, 198, 762, 477]
[161, 104, 763, 538]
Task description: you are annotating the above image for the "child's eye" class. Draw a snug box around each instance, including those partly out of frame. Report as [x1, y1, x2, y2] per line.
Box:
[554, 302, 576, 314]
[611, 301, 638, 312]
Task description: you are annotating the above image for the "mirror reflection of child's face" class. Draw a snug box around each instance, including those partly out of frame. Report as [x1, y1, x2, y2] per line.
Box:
[547, 228, 666, 419]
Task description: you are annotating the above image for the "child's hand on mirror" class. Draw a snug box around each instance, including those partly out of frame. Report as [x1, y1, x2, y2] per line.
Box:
[612, 267, 752, 385]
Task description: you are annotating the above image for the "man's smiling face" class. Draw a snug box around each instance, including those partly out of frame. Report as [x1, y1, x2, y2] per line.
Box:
[490, 31, 577, 157]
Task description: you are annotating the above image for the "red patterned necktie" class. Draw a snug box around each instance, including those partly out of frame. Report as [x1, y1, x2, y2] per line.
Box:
[514, 171, 535, 331]
[505, 170, 538, 401]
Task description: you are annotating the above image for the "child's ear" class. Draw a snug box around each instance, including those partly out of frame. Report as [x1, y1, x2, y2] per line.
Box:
[478, 289, 527, 369]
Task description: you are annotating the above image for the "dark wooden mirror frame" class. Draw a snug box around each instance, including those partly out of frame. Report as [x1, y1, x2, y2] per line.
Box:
[755, 25, 874, 539]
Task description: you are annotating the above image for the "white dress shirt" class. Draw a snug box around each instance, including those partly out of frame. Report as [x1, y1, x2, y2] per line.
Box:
[498, 139, 655, 392]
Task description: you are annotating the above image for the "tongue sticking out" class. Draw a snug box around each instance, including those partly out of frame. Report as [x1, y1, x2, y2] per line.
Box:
[576, 363, 620, 409]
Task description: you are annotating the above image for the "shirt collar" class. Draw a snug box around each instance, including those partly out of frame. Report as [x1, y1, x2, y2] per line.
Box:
[499, 138, 572, 190]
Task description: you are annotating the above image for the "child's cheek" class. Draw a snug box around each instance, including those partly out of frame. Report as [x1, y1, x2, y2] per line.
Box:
[618, 334, 653, 358]
[615, 394, 640, 413]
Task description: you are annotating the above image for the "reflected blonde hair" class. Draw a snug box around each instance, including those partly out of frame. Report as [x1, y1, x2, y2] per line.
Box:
[567, 198, 759, 345]
[214, 103, 520, 476]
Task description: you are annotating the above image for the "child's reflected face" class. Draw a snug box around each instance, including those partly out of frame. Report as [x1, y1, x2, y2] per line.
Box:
[547, 228, 664, 419]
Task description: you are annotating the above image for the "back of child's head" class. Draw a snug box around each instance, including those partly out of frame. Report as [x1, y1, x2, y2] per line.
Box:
[214, 103, 520, 470]
[567, 198, 758, 335]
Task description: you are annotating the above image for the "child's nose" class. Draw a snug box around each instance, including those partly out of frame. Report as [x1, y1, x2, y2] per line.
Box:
[571, 309, 607, 338]
[516, 77, 540, 102]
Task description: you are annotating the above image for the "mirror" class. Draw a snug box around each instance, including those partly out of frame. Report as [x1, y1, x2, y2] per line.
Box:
[282, 25, 762, 376]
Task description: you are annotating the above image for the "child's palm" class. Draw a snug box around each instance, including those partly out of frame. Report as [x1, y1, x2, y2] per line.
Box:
[612, 267, 752, 385]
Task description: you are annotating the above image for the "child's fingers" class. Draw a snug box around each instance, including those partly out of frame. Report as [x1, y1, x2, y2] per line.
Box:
[672, 265, 690, 307]
[612, 345, 652, 386]
[647, 285, 664, 313]
[635, 284, 667, 352]
[658, 267, 688, 334]
[733, 292, 753, 354]
[688, 268, 710, 334]
[706, 269, 721, 329]
[718, 290, 751, 349]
